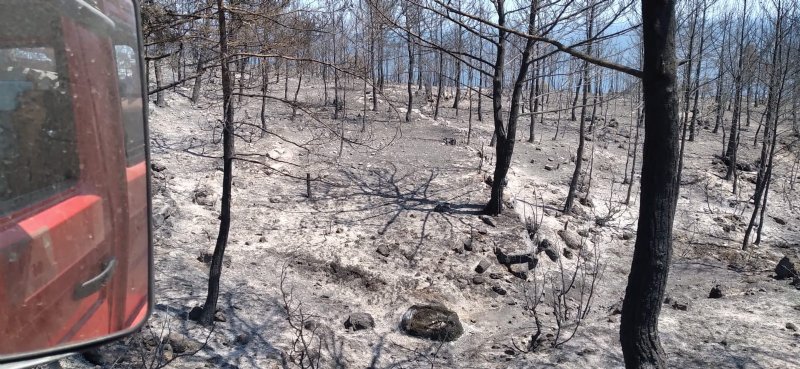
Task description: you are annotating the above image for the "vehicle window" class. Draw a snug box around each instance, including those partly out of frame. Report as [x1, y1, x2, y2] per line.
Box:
[113, 44, 145, 166]
[0, 45, 78, 214]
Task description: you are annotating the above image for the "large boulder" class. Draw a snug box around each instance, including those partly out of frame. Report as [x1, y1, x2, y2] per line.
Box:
[400, 304, 463, 342]
[776, 255, 798, 280]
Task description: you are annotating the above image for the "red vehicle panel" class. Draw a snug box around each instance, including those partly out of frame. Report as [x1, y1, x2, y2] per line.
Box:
[0, 0, 149, 354]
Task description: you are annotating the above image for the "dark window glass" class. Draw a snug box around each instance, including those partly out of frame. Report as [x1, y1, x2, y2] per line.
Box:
[0, 43, 78, 214]
[113, 43, 145, 166]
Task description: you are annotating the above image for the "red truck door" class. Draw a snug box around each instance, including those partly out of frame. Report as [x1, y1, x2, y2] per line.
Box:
[0, 2, 132, 353]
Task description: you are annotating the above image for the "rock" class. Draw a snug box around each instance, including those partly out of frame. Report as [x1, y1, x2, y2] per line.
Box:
[537, 239, 559, 262]
[492, 285, 507, 295]
[150, 162, 167, 172]
[621, 232, 634, 240]
[475, 258, 492, 273]
[773, 216, 787, 225]
[234, 333, 251, 346]
[494, 247, 535, 266]
[214, 310, 227, 322]
[192, 185, 217, 206]
[563, 248, 573, 259]
[776, 255, 798, 280]
[664, 295, 690, 311]
[509, 263, 529, 279]
[472, 275, 486, 285]
[164, 332, 203, 354]
[558, 229, 584, 250]
[344, 312, 375, 331]
[709, 285, 724, 299]
[400, 304, 464, 342]
[463, 238, 474, 252]
[479, 215, 496, 227]
[489, 272, 503, 280]
[259, 236, 267, 243]
[376, 244, 392, 257]
[787, 322, 798, 331]
[544, 164, 556, 171]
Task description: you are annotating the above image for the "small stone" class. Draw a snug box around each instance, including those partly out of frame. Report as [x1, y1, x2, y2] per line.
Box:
[376, 244, 391, 257]
[489, 273, 502, 280]
[492, 286, 508, 295]
[214, 310, 227, 322]
[479, 215, 496, 227]
[504, 348, 516, 356]
[475, 258, 492, 273]
[562, 248, 573, 259]
[150, 162, 167, 172]
[344, 312, 375, 331]
[164, 332, 203, 353]
[463, 238, 474, 252]
[544, 164, 556, 171]
[259, 236, 267, 243]
[786, 322, 798, 331]
[621, 232, 634, 240]
[537, 239, 559, 262]
[558, 229, 584, 250]
[472, 275, 486, 285]
[709, 285, 724, 299]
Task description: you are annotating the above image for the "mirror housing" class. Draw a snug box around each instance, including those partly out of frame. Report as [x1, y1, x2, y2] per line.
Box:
[0, 0, 152, 364]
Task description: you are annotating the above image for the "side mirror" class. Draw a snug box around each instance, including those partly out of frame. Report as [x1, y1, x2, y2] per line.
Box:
[0, 0, 152, 364]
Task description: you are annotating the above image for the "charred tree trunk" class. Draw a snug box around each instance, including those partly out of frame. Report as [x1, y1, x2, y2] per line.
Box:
[484, 0, 535, 215]
[564, 4, 595, 214]
[620, 1, 680, 367]
[198, 0, 234, 326]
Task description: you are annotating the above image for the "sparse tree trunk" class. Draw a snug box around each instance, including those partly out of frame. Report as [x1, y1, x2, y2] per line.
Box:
[620, 1, 680, 367]
[155, 59, 165, 107]
[564, 4, 595, 213]
[191, 58, 204, 103]
[198, 0, 234, 326]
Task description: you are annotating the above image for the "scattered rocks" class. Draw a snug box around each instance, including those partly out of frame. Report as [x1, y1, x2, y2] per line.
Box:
[479, 215, 496, 227]
[475, 258, 492, 273]
[344, 312, 375, 331]
[494, 247, 535, 267]
[400, 304, 464, 342]
[537, 239, 559, 262]
[376, 244, 392, 257]
[492, 285, 508, 295]
[558, 229, 585, 250]
[708, 285, 724, 299]
[775, 255, 798, 280]
[787, 322, 798, 331]
[472, 275, 486, 285]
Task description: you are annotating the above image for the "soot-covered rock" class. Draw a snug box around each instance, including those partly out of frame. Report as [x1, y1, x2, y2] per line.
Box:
[400, 304, 464, 342]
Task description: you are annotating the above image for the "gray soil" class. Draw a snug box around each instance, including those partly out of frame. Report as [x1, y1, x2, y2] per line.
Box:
[57, 79, 799, 369]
